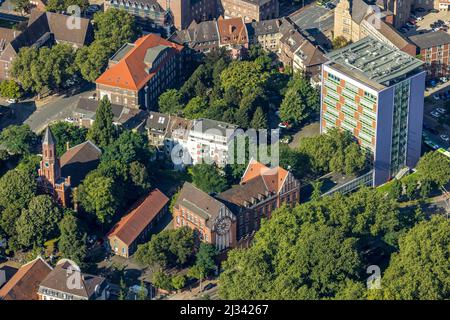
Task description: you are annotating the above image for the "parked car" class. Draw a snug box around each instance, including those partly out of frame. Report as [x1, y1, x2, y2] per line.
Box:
[6, 98, 17, 104]
[440, 77, 448, 83]
[429, 9, 439, 13]
[431, 111, 441, 118]
[436, 107, 446, 114]
[440, 134, 449, 142]
[65, 117, 76, 123]
[278, 121, 291, 129]
[416, 16, 424, 21]
[325, 2, 336, 9]
[406, 22, 415, 28]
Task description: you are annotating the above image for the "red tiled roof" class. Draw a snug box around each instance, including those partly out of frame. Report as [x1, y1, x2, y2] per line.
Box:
[241, 159, 288, 193]
[217, 17, 248, 46]
[0, 256, 52, 300]
[107, 189, 169, 246]
[96, 34, 184, 91]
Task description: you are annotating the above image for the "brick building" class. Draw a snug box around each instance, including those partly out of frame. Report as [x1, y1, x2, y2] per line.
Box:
[0, 10, 92, 80]
[96, 34, 185, 110]
[173, 182, 237, 251]
[334, 0, 416, 56]
[409, 31, 450, 79]
[37, 127, 101, 207]
[107, 189, 169, 258]
[219, 0, 279, 23]
[104, 0, 218, 31]
[173, 160, 300, 250]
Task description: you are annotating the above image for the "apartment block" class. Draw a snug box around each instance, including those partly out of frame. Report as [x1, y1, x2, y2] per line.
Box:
[186, 118, 238, 166]
[321, 36, 426, 186]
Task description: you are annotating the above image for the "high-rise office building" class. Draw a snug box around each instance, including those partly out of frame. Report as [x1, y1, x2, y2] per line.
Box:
[321, 36, 426, 186]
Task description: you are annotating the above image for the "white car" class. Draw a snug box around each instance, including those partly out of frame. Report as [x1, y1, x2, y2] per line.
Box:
[436, 107, 446, 114]
[6, 98, 17, 104]
[416, 16, 423, 21]
[65, 117, 76, 123]
[440, 77, 448, 83]
[430, 111, 441, 118]
[440, 134, 449, 142]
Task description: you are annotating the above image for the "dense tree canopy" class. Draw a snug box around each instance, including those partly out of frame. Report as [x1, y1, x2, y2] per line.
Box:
[11, 44, 77, 94]
[218, 184, 414, 299]
[16, 195, 62, 249]
[0, 124, 37, 155]
[135, 227, 196, 269]
[50, 121, 87, 156]
[416, 151, 450, 187]
[76, 171, 119, 225]
[370, 216, 450, 300]
[0, 80, 22, 99]
[191, 163, 228, 194]
[279, 75, 319, 126]
[58, 213, 87, 266]
[0, 169, 37, 237]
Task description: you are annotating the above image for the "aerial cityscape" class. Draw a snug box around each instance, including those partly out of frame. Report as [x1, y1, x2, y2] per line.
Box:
[0, 0, 449, 305]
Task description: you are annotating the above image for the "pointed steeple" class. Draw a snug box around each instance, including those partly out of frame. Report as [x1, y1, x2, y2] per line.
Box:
[42, 127, 55, 145]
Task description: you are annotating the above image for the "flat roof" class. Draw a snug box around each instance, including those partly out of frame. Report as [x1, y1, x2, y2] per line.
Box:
[409, 31, 450, 49]
[325, 36, 424, 86]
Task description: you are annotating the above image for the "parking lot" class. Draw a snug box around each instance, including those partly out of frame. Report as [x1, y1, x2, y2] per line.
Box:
[400, 9, 450, 37]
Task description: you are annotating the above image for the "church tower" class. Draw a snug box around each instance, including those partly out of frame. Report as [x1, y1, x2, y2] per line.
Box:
[38, 127, 70, 207]
[38, 127, 61, 186]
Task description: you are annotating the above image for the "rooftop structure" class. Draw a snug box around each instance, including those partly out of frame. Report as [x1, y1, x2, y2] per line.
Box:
[325, 36, 424, 87]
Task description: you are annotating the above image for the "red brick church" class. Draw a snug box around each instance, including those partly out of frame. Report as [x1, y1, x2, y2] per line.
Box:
[37, 127, 102, 207]
[37, 127, 71, 207]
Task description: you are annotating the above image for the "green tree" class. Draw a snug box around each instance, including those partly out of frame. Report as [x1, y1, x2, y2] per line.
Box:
[93, 8, 139, 53]
[219, 221, 362, 299]
[183, 96, 208, 119]
[16, 195, 62, 248]
[58, 213, 87, 266]
[193, 243, 216, 279]
[135, 227, 195, 269]
[404, 179, 418, 201]
[76, 171, 118, 225]
[191, 163, 228, 194]
[370, 216, 450, 300]
[279, 75, 319, 126]
[419, 179, 433, 199]
[152, 270, 173, 291]
[416, 151, 450, 187]
[0, 124, 37, 155]
[250, 107, 267, 129]
[220, 61, 269, 91]
[87, 96, 116, 148]
[311, 180, 323, 201]
[389, 179, 403, 200]
[158, 89, 184, 114]
[0, 80, 22, 99]
[0, 169, 36, 236]
[75, 41, 110, 82]
[50, 121, 88, 156]
[11, 0, 29, 13]
[332, 36, 350, 49]
[172, 274, 186, 291]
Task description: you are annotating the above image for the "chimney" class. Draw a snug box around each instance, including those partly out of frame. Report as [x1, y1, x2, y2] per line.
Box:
[66, 141, 70, 151]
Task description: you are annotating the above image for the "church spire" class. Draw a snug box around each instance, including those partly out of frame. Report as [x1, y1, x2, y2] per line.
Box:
[42, 127, 55, 145]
